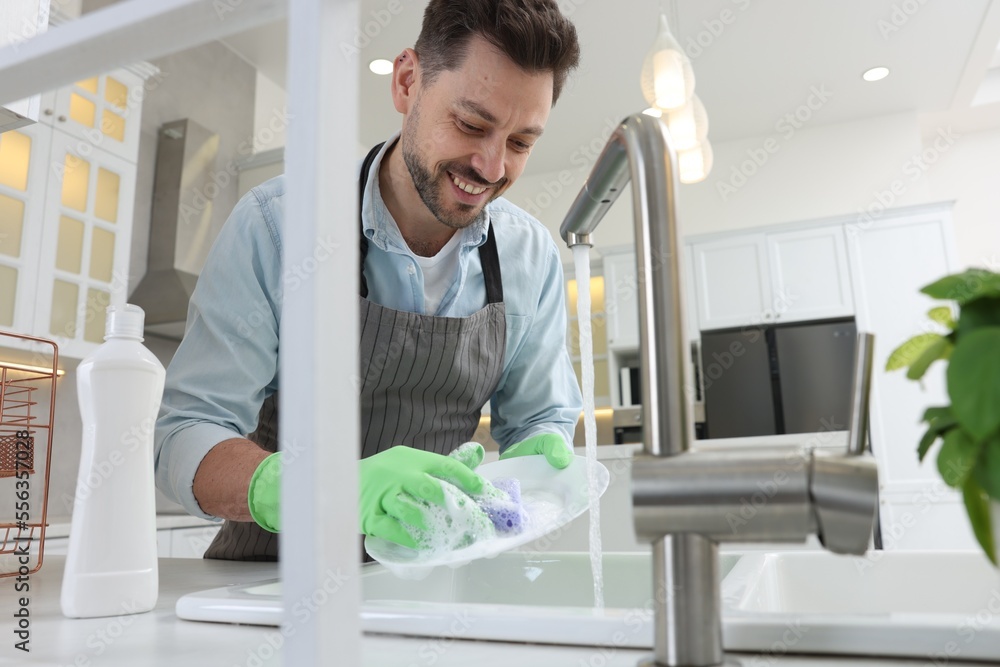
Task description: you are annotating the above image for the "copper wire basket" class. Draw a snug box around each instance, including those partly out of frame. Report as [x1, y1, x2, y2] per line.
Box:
[0, 331, 57, 577]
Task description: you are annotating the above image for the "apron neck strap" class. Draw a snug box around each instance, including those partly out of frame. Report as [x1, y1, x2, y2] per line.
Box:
[358, 143, 504, 304]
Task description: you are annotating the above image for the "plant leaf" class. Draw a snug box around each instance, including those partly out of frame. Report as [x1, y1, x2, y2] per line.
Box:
[961, 479, 997, 566]
[886, 333, 945, 371]
[947, 328, 1000, 441]
[922, 269, 1000, 304]
[927, 306, 957, 329]
[937, 427, 982, 487]
[922, 406, 954, 423]
[905, 336, 952, 380]
[957, 296, 1000, 337]
[972, 435, 1000, 501]
[919, 424, 955, 462]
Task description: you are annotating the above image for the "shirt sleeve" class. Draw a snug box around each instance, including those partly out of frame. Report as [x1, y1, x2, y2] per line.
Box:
[489, 242, 583, 451]
[153, 187, 283, 520]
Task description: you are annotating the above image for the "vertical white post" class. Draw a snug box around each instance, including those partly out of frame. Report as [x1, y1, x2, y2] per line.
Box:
[282, 0, 361, 664]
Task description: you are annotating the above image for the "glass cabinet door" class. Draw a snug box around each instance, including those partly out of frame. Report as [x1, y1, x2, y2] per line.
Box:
[0, 125, 51, 335]
[41, 69, 143, 164]
[33, 130, 135, 357]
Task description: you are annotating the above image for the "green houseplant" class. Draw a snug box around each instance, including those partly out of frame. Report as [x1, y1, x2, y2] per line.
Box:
[886, 268, 1000, 564]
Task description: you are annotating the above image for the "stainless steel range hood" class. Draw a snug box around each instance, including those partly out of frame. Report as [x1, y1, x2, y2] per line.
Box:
[130, 118, 220, 339]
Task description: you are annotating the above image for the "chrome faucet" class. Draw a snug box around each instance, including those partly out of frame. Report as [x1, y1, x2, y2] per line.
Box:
[559, 114, 880, 667]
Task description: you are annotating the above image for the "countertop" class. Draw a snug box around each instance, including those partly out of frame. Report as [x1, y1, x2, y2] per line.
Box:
[4, 556, 946, 666]
[41, 514, 219, 539]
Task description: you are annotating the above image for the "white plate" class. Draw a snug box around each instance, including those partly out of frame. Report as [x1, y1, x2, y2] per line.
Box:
[364, 455, 610, 578]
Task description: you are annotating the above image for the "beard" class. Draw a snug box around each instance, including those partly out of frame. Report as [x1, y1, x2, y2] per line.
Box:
[401, 104, 507, 231]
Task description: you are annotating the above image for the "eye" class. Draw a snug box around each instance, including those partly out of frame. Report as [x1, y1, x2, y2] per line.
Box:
[457, 119, 481, 133]
[510, 138, 533, 153]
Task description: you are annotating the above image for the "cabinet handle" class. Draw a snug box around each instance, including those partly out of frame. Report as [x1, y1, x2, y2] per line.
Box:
[57, 115, 66, 123]
[43, 108, 53, 116]
[763, 312, 772, 320]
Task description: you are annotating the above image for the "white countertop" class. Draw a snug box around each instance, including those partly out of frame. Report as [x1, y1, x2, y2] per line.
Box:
[6, 556, 944, 666]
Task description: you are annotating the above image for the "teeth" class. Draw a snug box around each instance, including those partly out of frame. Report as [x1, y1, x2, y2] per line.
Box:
[452, 175, 487, 196]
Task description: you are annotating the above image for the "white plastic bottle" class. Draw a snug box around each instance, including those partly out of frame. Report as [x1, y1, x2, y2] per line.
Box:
[61, 304, 165, 618]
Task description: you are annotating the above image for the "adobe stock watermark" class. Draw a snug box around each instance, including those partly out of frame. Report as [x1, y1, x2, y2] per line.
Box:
[847, 126, 959, 238]
[715, 84, 833, 202]
[877, 0, 931, 40]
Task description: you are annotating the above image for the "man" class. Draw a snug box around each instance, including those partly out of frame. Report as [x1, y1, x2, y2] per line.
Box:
[154, 0, 583, 560]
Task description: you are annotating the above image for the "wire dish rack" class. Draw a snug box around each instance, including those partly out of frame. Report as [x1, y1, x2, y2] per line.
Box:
[0, 331, 58, 577]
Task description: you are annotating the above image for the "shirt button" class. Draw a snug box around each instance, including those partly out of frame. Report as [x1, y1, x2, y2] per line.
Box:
[407, 264, 416, 275]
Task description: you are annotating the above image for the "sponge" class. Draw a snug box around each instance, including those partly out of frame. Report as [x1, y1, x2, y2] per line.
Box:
[476, 477, 528, 534]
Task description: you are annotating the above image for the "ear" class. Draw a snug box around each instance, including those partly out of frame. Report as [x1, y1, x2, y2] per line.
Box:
[390, 48, 419, 114]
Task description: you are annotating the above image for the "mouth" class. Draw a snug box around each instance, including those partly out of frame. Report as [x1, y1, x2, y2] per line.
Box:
[448, 171, 490, 204]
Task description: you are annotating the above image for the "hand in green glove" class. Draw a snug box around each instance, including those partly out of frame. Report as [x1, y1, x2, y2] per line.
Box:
[248, 452, 282, 533]
[248, 445, 489, 544]
[500, 433, 573, 469]
[358, 445, 487, 549]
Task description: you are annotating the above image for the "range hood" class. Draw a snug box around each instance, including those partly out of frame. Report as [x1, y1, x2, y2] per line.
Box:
[130, 118, 220, 339]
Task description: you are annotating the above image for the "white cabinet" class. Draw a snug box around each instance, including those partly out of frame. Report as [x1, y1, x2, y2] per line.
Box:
[690, 226, 854, 332]
[0, 0, 50, 133]
[602, 251, 640, 351]
[0, 69, 146, 359]
[766, 226, 853, 323]
[690, 234, 772, 331]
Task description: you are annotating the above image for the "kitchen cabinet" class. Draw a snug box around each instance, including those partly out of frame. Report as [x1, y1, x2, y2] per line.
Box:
[600, 247, 701, 409]
[0, 0, 50, 133]
[846, 203, 971, 550]
[690, 225, 854, 332]
[690, 234, 772, 331]
[0, 68, 147, 359]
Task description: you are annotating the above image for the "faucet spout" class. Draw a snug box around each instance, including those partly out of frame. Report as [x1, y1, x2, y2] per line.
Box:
[560, 114, 689, 460]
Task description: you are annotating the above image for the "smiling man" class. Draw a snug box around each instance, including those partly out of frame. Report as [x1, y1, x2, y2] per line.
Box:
[154, 0, 583, 560]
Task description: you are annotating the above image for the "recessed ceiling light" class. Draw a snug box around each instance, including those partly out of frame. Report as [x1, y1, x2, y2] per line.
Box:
[642, 107, 663, 118]
[369, 59, 394, 75]
[862, 66, 889, 82]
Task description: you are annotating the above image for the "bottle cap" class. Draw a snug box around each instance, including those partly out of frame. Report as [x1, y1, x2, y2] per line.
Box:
[105, 304, 145, 340]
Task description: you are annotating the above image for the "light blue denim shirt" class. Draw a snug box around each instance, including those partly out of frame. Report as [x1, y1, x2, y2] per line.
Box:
[154, 138, 583, 520]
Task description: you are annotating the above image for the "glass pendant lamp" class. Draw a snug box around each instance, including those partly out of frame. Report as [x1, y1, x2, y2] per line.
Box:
[640, 13, 695, 110]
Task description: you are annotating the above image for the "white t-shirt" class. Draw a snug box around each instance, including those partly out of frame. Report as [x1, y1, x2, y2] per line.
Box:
[413, 231, 463, 315]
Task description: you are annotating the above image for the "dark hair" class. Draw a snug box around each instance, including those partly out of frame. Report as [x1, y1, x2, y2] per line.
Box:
[414, 0, 581, 104]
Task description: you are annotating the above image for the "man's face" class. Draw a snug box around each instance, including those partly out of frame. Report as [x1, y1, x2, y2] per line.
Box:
[400, 36, 554, 230]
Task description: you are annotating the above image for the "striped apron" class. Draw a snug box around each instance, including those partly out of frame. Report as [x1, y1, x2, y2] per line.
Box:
[204, 143, 508, 560]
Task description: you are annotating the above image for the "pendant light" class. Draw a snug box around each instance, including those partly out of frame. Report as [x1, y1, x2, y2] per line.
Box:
[665, 94, 708, 151]
[640, 12, 695, 110]
[678, 139, 713, 184]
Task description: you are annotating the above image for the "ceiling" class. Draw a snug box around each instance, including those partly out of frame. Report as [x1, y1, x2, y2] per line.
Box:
[222, 0, 1000, 176]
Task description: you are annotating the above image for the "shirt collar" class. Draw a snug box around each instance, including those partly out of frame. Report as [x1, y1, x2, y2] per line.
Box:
[362, 132, 490, 253]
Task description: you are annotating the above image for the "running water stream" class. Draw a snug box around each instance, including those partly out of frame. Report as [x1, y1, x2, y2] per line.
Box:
[572, 244, 604, 609]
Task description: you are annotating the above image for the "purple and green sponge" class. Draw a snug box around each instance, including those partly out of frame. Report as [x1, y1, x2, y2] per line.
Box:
[476, 477, 528, 534]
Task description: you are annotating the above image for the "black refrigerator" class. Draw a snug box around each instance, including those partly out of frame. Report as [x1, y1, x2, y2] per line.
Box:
[698, 318, 857, 439]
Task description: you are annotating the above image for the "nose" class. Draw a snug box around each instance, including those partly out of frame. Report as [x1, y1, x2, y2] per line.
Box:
[470, 138, 506, 185]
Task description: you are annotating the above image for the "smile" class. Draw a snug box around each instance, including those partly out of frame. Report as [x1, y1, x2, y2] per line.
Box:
[451, 173, 488, 196]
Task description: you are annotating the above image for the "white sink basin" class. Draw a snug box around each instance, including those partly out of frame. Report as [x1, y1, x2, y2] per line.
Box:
[176, 549, 1000, 661]
[723, 551, 1000, 661]
[362, 551, 740, 648]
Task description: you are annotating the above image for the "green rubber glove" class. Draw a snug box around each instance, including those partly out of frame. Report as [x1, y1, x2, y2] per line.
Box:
[359, 445, 487, 549]
[500, 433, 573, 469]
[248, 452, 282, 533]
[448, 442, 486, 471]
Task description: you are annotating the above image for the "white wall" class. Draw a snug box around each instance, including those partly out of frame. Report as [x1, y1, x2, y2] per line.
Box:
[926, 125, 1000, 270]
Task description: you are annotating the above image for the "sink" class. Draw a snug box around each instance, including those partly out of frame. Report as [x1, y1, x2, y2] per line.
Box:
[176, 550, 741, 649]
[362, 551, 739, 648]
[722, 551, 1000, 661]
[176, 549, 1000, 661]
